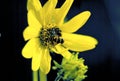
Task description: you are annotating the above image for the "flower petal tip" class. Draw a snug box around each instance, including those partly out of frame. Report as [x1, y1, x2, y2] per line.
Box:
[91, 37, 98, 50]
[22, 47, 32, 59]
[32, 67, 39, 72]
[40, 67, 51, 74]
[92, 37, 98, 45]
[84, 11, 91, 17]
[23, 28, 30, 41]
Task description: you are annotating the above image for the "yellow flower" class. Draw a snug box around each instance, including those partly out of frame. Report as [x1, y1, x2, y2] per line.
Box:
[53, 53, 88, 81]
[22, 0, 98, 74]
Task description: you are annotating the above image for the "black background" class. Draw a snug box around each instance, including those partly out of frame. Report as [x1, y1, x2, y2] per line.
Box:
[2, 0, 120, 81]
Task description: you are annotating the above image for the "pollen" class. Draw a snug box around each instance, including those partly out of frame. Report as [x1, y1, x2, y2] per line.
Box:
[40, 27, 64, 47]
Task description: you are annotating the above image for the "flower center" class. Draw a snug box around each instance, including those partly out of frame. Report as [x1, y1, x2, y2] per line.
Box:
[40, 27, 64, 47]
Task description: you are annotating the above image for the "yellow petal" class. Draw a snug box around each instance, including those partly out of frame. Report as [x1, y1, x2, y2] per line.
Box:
[27, 0, 42, 11]
[23, 26, 41, 41]
[60, 11, 91, 33]
[27, 0, 43, 24]
[62, 33, 98, 52]
[22, 38, 41, 58]
[43, 0, 58, 25]
[40, 48, 51, 74]
[27, 10, 42, 28]
[52, 44, 72, 59]
[55, 0, 73, 26]
[32, 50, 42, 71]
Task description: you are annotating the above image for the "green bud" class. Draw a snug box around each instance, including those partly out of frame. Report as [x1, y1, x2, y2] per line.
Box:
[53, 52, 88, 81]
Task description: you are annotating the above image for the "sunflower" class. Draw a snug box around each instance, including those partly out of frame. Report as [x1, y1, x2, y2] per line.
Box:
[22, 0, 98, 74]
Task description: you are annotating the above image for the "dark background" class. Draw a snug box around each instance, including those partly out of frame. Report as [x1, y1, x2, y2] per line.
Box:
[2, 0, 120, 81]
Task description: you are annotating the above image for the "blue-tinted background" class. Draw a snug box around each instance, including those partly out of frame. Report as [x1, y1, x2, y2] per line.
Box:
[4, 0, 120, 81]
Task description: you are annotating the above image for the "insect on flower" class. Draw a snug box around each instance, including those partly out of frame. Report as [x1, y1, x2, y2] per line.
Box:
[40, 27, 64, 47]
[22, 0, 98, 74]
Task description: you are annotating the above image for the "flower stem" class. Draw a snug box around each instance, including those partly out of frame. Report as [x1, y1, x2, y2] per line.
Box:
[54, 75, 62, 81]
[39, 70, 47, 81]
[33, 71, 38, 81]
